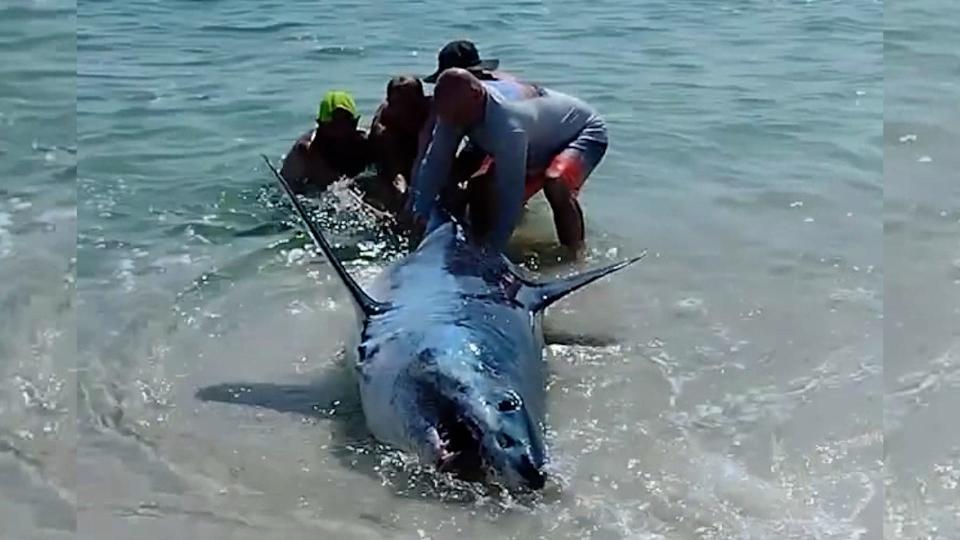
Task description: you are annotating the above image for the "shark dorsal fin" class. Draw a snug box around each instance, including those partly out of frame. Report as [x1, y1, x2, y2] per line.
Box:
[262, 154, 388, 317]
[520, 251, 647, 313]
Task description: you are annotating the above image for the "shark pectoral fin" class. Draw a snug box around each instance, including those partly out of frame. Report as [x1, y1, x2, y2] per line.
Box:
[520, 251, 647, 313]
[195, 378, 361, 418]
[542, 326, 620, 347]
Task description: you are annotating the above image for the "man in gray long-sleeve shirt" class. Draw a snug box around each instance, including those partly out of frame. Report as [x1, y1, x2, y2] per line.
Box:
[408, 68, 608, 256]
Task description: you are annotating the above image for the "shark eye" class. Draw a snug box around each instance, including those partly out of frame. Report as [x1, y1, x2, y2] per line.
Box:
[497, 394, 520, 412]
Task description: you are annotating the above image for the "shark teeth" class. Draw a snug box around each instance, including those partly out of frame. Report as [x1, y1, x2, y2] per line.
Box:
[427, 426, 460, 471]
[427, 424, 464, 471]
[427, 426, 454, 457]
[437, 451, 462, 472]
[426, 426, 443, 451]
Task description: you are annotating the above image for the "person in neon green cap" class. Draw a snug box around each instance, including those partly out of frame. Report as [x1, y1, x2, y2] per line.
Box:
[316, 90, 359, 124]
[279, 83, 483, 221]
[281, 90, 373, 193]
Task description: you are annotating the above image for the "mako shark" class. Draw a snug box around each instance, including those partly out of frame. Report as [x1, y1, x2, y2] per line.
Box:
[262, 155, 644, 490]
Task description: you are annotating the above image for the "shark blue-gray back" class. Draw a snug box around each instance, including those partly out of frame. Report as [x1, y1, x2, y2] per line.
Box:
[261, 155, 645, 490]
[357, 221, 550, 488]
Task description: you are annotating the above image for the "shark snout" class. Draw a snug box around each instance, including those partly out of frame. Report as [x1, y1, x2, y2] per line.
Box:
[488, 433, 547, 490]
[517, 453, 546, 489]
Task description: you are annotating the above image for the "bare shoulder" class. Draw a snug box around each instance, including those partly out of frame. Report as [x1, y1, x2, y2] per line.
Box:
[284, 130, 313, 157]
[298, 130, 315, 148]
[280, 131, 314, 181]
[370, 101, 388, 127]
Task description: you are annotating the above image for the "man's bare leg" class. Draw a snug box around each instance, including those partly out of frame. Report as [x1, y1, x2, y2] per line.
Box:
[543, 177, 585, 257]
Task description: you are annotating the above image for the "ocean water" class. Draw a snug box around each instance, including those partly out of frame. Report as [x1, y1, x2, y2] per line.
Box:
[883, 1, 960, 538]
[10, 0, 954, 538]
[0, 0, 77, 538]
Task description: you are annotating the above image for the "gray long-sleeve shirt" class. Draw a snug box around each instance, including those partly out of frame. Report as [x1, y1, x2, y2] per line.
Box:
[411, 80, 606, 249]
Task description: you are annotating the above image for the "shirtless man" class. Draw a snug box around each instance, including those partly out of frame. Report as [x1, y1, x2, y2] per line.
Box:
[280, 90, 372, 194]
[366, 76, 432, 213]
[408, 68, 609, 257]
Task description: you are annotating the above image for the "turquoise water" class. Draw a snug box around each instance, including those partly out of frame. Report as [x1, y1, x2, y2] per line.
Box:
[884, 1, 960, 538]
[0, 1, 77, 538]
[15, 0, 960, 538]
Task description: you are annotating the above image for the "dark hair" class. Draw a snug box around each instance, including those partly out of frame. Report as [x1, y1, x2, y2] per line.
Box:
[387, 75, 424, 99]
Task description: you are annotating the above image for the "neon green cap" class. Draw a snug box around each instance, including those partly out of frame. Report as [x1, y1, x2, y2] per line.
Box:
[317, 91, 359, 123]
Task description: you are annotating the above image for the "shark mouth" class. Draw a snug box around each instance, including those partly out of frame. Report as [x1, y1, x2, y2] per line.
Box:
[432, 402, 485, 481]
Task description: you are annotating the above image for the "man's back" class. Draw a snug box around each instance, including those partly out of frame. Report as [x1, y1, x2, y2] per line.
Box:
[469, 81, 606, 171]
[410, 71, 609, 251]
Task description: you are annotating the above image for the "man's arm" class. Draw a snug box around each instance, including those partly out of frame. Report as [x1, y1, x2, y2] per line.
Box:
[451, 142, 488, 184]
[341, 130, 374, 178]
[409, 118, 463, 224]
[409, 109, 438, 187]
[373, 131, 408, 183]
[279, 141, 309, 193]
[367, 103, 390, 170]
[487, 129, 528, 250]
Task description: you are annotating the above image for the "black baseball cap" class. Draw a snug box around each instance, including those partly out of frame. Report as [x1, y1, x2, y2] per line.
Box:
[422, 40, 500, 83]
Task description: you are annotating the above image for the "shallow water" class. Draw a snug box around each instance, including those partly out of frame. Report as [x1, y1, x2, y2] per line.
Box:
[0, 0, 78, 538]
[7, 0, 951, 538]
[883, 1, 960, 538]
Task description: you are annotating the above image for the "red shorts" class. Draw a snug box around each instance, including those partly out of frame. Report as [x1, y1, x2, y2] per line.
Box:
[471, 145, 606, 202]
